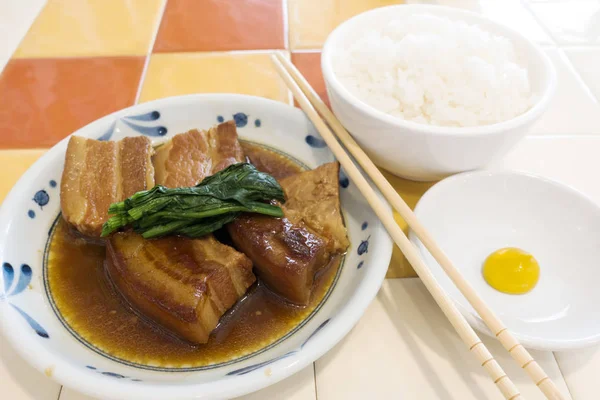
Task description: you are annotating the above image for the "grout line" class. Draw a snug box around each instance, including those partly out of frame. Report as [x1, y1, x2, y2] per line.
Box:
[520, 0, 566, 47]
[557, 44, 600, 50]
[313, 362, 319, 400]
[134, 0, 168, 105]
[282, 0, 290, 50]
[555, 48, 600, 103]
[551, 352, 575, 400]
[2, 0, 48, 60]
[291, 48, 322, 53]
[526, 134, 600, 139]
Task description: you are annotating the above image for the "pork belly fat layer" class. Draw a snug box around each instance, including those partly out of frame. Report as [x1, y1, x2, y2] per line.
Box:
[60, 136, 155, 237]
[153, 120, 245, 188]
[228, 162, 349, 305]
[106, 232, 255, 344]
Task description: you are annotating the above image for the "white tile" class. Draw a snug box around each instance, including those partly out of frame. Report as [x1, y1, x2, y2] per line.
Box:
[0, 0, 46, 59]
[406, 0, 553, 44]
[316, 279, 571, 400]
[528, 0, 600, 44]
[234, 365, 316, 400]
[57, 365, 316, 400]
[528, 48, 600, 135]
[0, 334, 62, 400]
[493, 135, 600, 203]
[565, 48, 600, 101]
[555, 346, 600, 400]
[58, 388, 95, 400]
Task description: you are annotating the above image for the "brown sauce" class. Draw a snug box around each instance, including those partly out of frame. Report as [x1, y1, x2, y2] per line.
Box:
[45, 142, 342, 369]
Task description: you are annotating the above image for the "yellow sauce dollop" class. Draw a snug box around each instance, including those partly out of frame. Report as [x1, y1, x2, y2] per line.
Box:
[482, 247, 540, 295]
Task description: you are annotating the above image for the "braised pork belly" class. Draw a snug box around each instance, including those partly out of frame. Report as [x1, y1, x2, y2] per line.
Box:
[153, 120, 245, 188]
[60, 136, 154, 237]
[229, 162, 348, 305]
[106, 232, 255, 344]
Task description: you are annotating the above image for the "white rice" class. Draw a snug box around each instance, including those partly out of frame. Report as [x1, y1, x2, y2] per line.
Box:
[333, 13, 535, 127]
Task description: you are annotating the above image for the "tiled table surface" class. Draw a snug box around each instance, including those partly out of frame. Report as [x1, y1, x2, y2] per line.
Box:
[1, 0, 599, 399]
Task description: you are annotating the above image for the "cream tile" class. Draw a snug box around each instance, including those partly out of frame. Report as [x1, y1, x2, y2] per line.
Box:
[407, 0, 554, 44]
[493, 136, 600, 203]
[14, 0, 165, 58]
[288, 0, 402, 50]
[554, 346, 600, 400]
[234, 365, 316, 400]
[57, 366, 316, 400]
[0, 0, 46, 58]
[316, 279, 571, 400]
[139, 51, 290, 104]
[528, 0, 600, 44]
[0, 334, 62, 400]
[529, 48, 600, 135]
[565, 48, 600, 101]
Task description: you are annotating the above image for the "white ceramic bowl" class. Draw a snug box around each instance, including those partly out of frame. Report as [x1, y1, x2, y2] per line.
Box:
[322, 5, 556, 181]
[0, 94, 393, 399]
[409, 170, 600, 350]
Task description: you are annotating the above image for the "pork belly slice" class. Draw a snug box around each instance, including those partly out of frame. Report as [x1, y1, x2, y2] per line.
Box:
[228, 162, 349, 305]
[153, 120, 245, 188]
[106, 232, 255, 344]
[280, 162, 350, 254]
[228, 215, 328, 305]
[61, 136, 155, 237]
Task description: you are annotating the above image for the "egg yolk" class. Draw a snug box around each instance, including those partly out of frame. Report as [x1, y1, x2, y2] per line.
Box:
[482, 248, 540, 295]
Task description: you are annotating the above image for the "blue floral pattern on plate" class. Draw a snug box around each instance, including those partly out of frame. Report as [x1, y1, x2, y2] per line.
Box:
[98, 111, 167, 141]
[1, 263, 49, 338]
[86, 365, 142, 382]
[28, 179, 58, 218]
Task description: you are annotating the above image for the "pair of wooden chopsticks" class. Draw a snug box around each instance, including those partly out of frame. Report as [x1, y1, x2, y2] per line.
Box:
[271, 53, 566, 400]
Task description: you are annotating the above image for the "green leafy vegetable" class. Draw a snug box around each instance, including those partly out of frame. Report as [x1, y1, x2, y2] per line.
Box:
[101, 163, 285, 239]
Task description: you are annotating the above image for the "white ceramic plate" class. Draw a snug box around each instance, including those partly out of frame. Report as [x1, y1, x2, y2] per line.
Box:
[409, 170, 600, 350]
[0, 94, 393, 399]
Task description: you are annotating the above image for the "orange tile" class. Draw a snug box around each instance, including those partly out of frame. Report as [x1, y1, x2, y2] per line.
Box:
[291, 52, 329, 107]
[0, 57, 144, 149]
[154, 0, 284, 52]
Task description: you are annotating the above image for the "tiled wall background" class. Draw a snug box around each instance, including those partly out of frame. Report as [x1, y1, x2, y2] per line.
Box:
[1, 1, 600, 400]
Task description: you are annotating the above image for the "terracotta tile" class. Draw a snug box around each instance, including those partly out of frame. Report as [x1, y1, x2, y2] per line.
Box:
[14, 0, 165, 58]
[0, 57, 144, 149]
[288, 0, 403, 49]
[291, 52, 329, 107]
[154, 0, 284, 52]
[139, 51, 289, 103]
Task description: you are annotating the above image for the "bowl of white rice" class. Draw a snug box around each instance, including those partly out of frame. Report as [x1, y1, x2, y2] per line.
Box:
[322, 5, 556, 181]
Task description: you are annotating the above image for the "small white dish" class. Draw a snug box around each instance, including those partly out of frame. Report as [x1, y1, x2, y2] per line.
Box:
[409, 170, 600, 350]
[322, 5, 556, 181]
[0, 94, 393, 399]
